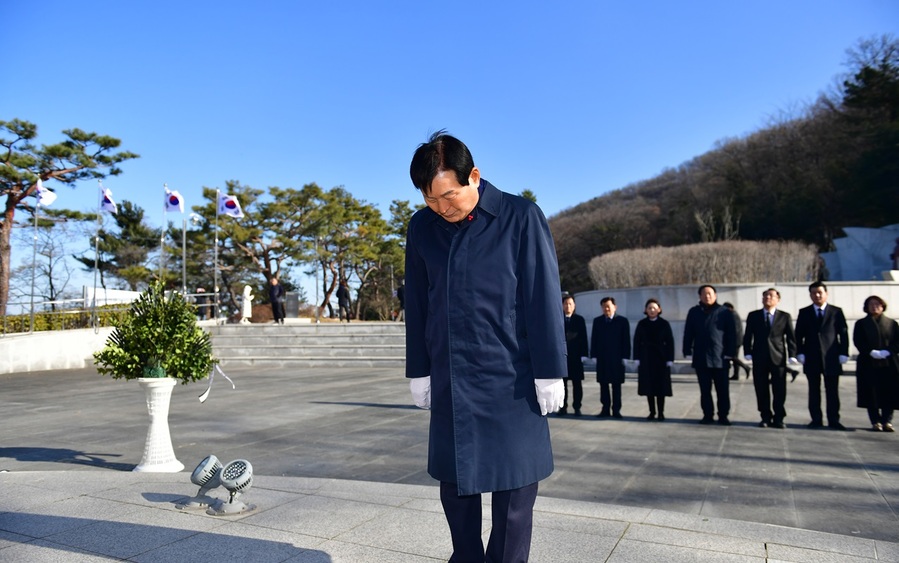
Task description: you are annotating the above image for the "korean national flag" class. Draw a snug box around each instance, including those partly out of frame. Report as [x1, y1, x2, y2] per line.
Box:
[101, 187, 118, 214]
[165, 189, 185, 213]
[218, 194, 244, 218]
[35, 178, 57, 206]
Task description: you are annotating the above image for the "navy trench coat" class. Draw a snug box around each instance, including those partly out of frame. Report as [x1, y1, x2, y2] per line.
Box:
[405, 179, 567, 496]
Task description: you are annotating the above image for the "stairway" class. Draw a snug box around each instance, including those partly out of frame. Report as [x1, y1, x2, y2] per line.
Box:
[207, 321, 406, 368]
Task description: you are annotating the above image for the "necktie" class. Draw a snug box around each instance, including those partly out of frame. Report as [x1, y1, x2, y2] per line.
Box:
[817, 307, 824, 320]
[765, 311, 772, 326]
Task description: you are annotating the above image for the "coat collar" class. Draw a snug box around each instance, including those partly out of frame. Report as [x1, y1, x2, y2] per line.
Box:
[424, 178, 502, 229]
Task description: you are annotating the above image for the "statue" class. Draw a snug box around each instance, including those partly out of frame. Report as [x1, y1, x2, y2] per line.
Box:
[240, 285, 254, 324]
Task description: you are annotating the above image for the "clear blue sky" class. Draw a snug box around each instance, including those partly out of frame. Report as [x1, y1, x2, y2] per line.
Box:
[3, 1, 898, 296]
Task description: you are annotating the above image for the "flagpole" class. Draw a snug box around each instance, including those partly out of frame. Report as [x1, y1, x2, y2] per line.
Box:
[92, 180, 102, 330]
[160, 183, 167, 282]
[214, 189, 220, 324]
[29, 177, 40, 333]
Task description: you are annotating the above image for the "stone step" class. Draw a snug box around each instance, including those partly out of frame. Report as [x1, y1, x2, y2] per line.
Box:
[217, 356, 406, 368]
[214, 345, 405, 358]
[208, 322, 408, 368]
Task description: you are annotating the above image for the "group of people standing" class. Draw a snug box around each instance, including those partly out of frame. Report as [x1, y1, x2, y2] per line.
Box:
[562, 282, 899, 432]
[561, 294, 674, 420]
[400, 130, 895, 562]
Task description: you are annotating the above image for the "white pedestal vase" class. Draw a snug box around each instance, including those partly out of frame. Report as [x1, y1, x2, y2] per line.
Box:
[133, 377, 184, 473]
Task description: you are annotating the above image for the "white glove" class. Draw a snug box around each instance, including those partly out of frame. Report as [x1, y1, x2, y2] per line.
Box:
[839, 355, 849, 364]
[797, 354, 805, 365]
[580, 356, 590, 363]
[744, 354, 752, 362]
[665, 361, 673, 367]
[871, 350, 884, 360]
[634, 360, 640, 368]
[788, 357, 799, 365]
[621, 358, 628, 367]
[881, 350, 892, 358]
[410, 376, 431, 410]
[535, 378, 564, 416]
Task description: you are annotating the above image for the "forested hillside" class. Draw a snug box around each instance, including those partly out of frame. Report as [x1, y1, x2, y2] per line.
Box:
[550, 36, 899, 292]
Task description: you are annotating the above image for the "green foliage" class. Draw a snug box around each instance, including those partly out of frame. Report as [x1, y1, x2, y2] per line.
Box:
[93, 282, 216, 384]
[551, 34, 899, 292]
[0, 305, 129, 334]
[75, 200, 159, 291]
[0, 118, 138, 314]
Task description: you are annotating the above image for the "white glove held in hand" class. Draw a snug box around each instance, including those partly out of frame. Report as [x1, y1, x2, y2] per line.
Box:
[535, 379, 564, 416]
[788, 357, 799, 365]
[871, 350, 884, 360]
[410, 376, 431, 410]
[744, 354, 752, 362]
[796, 354, 805, 365]
[881, 350, 892, 358]
[839, 355, 849, 364]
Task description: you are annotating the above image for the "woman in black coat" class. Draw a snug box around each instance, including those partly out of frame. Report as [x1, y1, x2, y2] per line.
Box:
[633, 298, 675, 420]
[853, 295, 899, 432]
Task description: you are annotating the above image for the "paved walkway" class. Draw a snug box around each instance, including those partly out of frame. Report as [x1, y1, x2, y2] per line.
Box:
[1, 366, 898, 561]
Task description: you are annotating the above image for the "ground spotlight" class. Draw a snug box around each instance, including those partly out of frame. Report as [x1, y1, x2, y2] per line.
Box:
[175, 455, 222, 510]
[206, 459, 257, 516]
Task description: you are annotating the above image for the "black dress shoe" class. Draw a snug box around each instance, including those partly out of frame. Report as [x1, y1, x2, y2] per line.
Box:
[829, 422, 848, 431]
[557, 407, 567, 416]
[574, 409, 582, 417]
[596, 411, 610, 418]
[646, 413, 656, 421]
[719, 417, 731, 426]
[758, 421, 769, 428]
[771, 421, 785, 429]
[699, 417, 714, 425]
[729, 375, 739, 380]
[612, 412, 623, 419]
[657, 413, 665, 421]
[807, 421, 824, 429]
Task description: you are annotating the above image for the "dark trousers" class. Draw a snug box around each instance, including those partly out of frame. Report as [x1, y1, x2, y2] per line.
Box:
[868, 408, 894, 426]
[806, 371, 841, 424]
[598, 382, 622, 415]
[338, 304, 351, 322]
[271, 301, 285, 323]
[562, 378, 583, 411]
[753, 362, 787, 423]
[647, 396, 665, 415]
[440, 481, 538, 563]
[695, 367, 730, 418]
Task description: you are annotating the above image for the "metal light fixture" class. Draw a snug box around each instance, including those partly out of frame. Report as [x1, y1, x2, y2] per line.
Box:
[206, 459, 256, 516]
[176, 455, 223, 510]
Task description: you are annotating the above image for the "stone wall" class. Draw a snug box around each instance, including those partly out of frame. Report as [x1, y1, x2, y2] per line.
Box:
[0, 328, 113, 374]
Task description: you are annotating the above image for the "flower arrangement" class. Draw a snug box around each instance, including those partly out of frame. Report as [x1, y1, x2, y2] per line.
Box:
[94, 281, 217, 383]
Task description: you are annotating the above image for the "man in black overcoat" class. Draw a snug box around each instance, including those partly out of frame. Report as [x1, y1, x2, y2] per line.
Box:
[795, 281, 849, 430]
[683, 285, 736, 425]
[591, 296, 631, 418]
[561, 293, 589, 416]
[743, 288, 798, 428]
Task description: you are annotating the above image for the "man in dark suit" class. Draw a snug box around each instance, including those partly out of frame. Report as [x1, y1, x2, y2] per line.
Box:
[683, 285, 736, 425]
[591, 296, 631, 418]
[561, 294, 589, 416]
[743, 288, 798, 428]
[795, 281, 850, 430]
